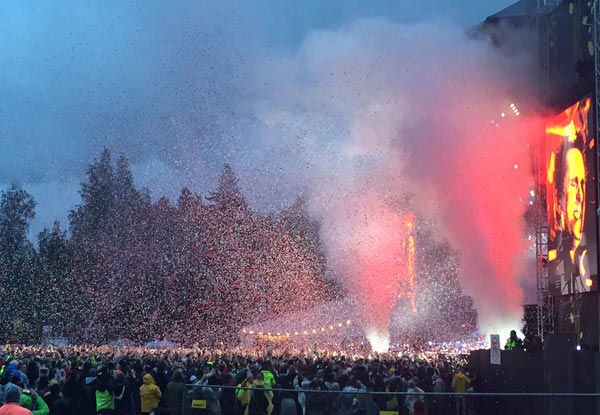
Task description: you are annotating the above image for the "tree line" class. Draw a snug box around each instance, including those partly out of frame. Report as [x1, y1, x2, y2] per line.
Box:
[0, 148, 340, 346]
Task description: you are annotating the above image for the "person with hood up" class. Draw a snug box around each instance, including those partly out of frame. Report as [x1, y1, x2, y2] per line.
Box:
[2, 363, 22, 386]
[140, 374, 161, 415]
[0, 384, 32, 415]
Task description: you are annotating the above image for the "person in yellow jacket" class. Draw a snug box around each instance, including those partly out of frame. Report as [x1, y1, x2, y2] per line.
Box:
[140, 373, 162, 415]
[451, 367, 471, 415]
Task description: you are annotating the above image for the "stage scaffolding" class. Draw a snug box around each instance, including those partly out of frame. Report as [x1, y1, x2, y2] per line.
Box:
[534, 0, 561, 340]
[595, 0, 600, 352]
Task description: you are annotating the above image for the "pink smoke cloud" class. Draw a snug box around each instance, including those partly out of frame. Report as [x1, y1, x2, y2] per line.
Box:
[251, 18, 541, 348]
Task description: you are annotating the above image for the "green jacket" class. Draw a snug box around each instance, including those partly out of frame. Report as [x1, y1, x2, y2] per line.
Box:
[261, 370, 276, 388]
[20, 393, 50, 415]
[96, 389, 115, 411]
[505, 337, 522, 350]
[236, 379, 254, 405]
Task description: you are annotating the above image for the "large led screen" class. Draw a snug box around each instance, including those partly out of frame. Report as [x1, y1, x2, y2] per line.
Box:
[546, 97, 597, 296]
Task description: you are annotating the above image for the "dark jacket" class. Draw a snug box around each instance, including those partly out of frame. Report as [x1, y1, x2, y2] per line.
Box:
[165, 379, 185, 415]
[113, 375, 134, 415]
[82, 378, 99, 415]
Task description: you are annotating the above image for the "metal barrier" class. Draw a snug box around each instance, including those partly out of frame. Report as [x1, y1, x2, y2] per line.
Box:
[180, 384, 600, 415]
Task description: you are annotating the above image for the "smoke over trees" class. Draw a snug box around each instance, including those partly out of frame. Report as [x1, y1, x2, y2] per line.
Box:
[0, 149, 340, 345]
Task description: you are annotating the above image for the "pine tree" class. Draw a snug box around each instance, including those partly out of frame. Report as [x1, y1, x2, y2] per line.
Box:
[37, 222, 77, 338]
[69, 147, 115, 242]
[0, 185, 36, 262]
[207, 163, 248, 212]
[0, 185, 37, 342]
[68, 148, 156, 343]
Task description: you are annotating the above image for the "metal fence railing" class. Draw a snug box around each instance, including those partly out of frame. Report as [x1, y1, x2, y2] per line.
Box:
[179, 384, 600, 415]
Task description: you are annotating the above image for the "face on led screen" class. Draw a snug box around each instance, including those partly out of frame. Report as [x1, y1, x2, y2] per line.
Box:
[546, 97, 596, 295]
[563, 148, 585, 241]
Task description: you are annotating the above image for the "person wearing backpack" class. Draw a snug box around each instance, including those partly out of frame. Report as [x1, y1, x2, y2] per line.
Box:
[236, 372, 254, 415]
[246, 373, 273, 415]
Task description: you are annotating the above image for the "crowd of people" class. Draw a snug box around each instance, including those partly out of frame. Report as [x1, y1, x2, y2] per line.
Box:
[0, 344, 491, 415]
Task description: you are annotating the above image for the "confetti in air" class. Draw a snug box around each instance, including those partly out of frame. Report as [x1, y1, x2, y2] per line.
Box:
[0, 5, 543, 351]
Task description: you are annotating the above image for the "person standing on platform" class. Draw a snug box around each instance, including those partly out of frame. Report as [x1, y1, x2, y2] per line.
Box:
[504, 330, 523, 351]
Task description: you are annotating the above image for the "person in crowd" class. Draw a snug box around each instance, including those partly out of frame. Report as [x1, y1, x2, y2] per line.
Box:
[196, 373, 221, 415]
[25, 363, 38, 390]
[95, 370, 114, 415]
[82, 368, 99, 415]
[164, 369, 185, 415]
[292, 371, 306, 414]
[504, 330, 523, 351]
[236, 371, 254, 415]
[304, 378, 328, 415]
[321, 372, 339, 415]
[19, 388, 50, 415]
[260, 362, 276, 389]
[17, 366, 28, 390]
[62, 369, 85, 414]
[246, 373, 273, 415]
[431, 373, 447, 415]
[53, 370, 66, 388]
[219, 372, 236, 415]
[371, 373, 386, 412]
[0, 384, 32, 415]
[33, 368, 49, 398]
[404, 379, 424, 415]
[451, 367, 470, 415]
[384, 376, 402, 413]
[113, 370, 134, 415]
[140, 374, 162, 415]
[150, 364, 168, 407]
[126, 369, 141, 415]
[3, 363, 23, 390]
[42, 380, 62, 409]
[339, 377, 366, 415]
